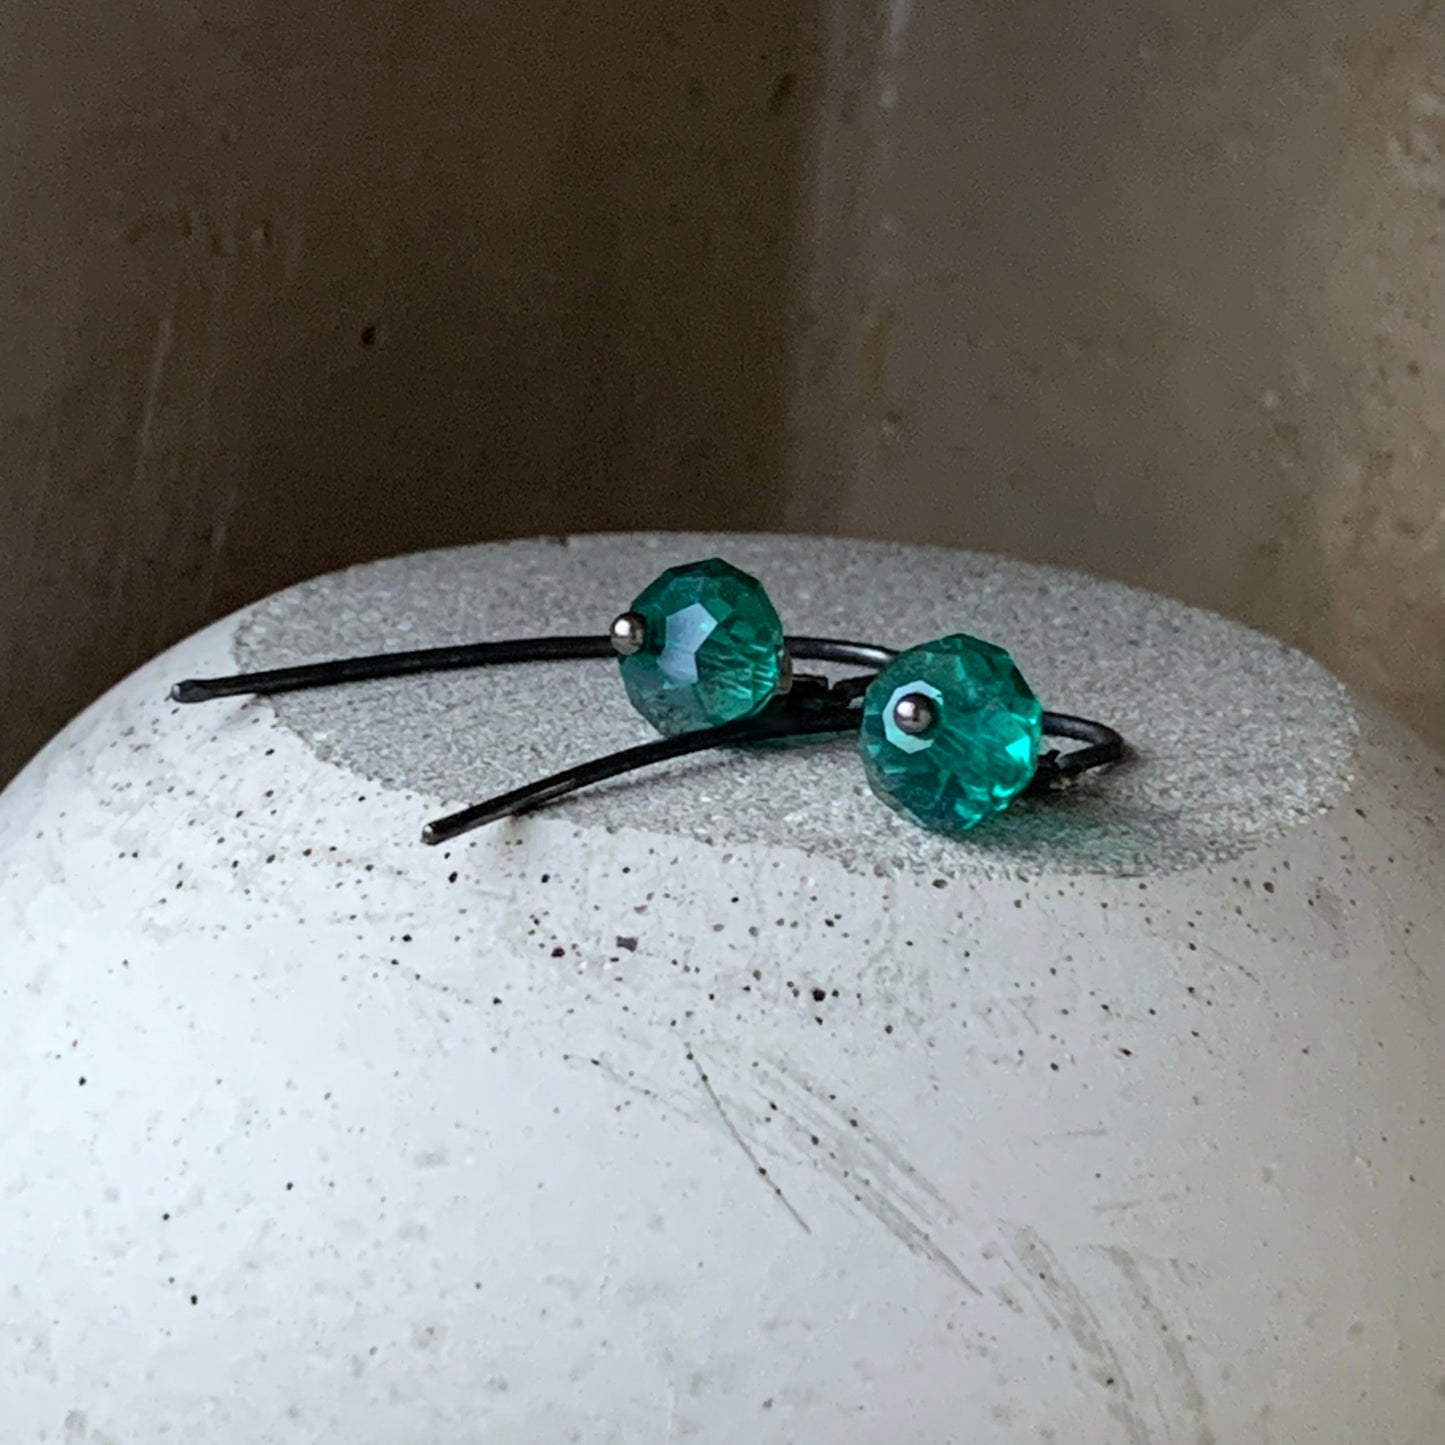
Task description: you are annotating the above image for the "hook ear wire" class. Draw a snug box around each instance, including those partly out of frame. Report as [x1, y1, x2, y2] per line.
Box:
[420, 693, 862, 845]
[169, 637, 617, 703]
[419, 692, 1126, 845]
[170, 636, 899, 703]
[169, 620, 1124, 844]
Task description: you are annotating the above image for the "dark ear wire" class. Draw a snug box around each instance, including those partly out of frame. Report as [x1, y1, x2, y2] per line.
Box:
[1027, 714, 1128, 791]
[421, 676, 865, 845]
[169, 637, 618, 703]
[170, 635, 899, 704]
[169, 614, 1123, 845]
[419, 677, 1126, 846]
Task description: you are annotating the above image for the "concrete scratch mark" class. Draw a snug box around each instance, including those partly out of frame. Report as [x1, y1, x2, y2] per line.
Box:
[17, 378, 65, 626]
[689, 1051, 811, 1235]
[1105, 1246, 1216, 1445]
[283, 212, 306, 283]
[758, 1059, 979, 1294]
[1092, 1190, 1182, 1217]
[886, 0, 913, 57]
[193, 207, 243, 627]
[132, 304, 175, 508]
[596, 1218, 618, 1299]
[575, 1053, 691, 1117]
[1008, 1225, 1151, 1445]
[759, 1058, 952, 1210]
[1193, 937, 1261, 988]
[663, 1382, 678, 1444]
[1330, 820, 1433, 1014]
[853, 1178, 980, 1295]
[134, 295, 181, 657]
[1369, 869, 1440, 1025]
[1012, 994, 1042, 1034]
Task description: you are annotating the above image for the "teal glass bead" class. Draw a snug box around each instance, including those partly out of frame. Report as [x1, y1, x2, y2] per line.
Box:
[618, 559, 785, 736]
[858, 634, 1042, 834]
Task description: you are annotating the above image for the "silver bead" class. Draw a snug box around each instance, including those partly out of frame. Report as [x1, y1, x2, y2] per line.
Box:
[609, 611, 648, 656]
[774, 652, 795, 695]
[892, 691, 938, 736]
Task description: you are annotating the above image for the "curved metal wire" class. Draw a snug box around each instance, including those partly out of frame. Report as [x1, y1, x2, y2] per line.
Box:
[421, 693, 863, 845]
[169, 636, 898, 704]
[169, 631, 1126, 846]
[419, 686, 1125, 845]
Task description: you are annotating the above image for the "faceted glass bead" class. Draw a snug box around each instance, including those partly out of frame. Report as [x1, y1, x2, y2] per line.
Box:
[858, 634, 1042, 834]
[619, 559, 784, 736]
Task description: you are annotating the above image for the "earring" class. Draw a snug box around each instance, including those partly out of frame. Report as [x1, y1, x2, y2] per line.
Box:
[170, 556, 1124, 845]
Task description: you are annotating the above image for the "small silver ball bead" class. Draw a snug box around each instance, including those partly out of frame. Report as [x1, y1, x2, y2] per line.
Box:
[609, 611, 648, 656]
[892, 692, 938, 735]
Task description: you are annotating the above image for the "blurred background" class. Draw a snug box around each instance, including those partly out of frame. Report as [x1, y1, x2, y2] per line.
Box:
[3, 0, 1442, 785]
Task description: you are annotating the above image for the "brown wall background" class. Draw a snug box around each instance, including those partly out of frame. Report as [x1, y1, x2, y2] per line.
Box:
[2, 0, 1443, 784]
[791, 0, 1445, 751]
[0, 0, 819, 781]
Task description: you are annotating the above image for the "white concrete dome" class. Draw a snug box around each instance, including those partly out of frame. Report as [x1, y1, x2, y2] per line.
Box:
[2, 534, 1441, 1443]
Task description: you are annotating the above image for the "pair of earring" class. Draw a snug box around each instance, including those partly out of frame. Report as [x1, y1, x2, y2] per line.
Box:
[172, 558, 1124, 846]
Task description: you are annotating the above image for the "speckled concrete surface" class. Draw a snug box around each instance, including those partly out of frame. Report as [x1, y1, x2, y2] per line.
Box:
[2, 538, 1441, 1444]
[236, 533, 1359, 876]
